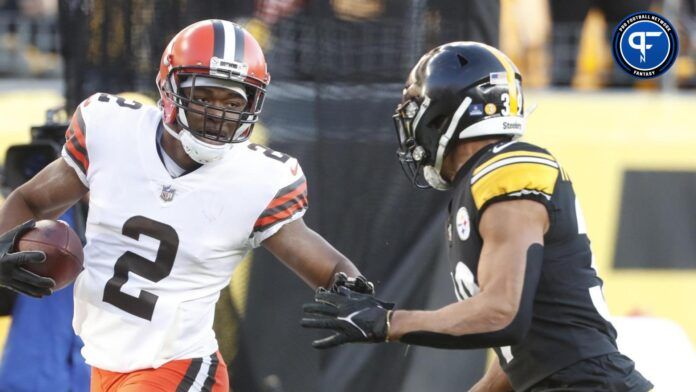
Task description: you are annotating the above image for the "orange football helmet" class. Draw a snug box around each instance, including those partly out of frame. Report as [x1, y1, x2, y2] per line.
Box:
[156, 19, 270, 143]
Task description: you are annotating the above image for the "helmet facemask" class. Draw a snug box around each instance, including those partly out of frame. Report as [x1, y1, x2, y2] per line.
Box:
[393, 98, 432, 189]
[162, 69, 266, 144]
[394, 96, 474, 191]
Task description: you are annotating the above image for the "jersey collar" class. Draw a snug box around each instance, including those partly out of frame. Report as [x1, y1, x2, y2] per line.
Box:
[451, 141, 498, 187]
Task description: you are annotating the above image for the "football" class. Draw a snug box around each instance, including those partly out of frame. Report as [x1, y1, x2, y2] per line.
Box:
[16, 220, 84, 291]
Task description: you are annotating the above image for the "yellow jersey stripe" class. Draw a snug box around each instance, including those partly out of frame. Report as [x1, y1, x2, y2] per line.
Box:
[473, 150, 556, 175]
[472, 156, 558, 184]
[471, 162, 559, 209]
[485, 46, 518, 115]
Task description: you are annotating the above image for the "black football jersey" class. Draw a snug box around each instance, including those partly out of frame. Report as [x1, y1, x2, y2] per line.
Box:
[447, 140, 618, 391]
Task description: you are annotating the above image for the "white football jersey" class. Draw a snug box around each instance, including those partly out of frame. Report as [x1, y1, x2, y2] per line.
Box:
[61, 93, 308, 372]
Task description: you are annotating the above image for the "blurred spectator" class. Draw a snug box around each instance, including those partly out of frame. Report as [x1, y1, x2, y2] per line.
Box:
[677, 0, 696, 87]
[426, 0, 500, 48]
[257, 0, 409, 82]
[0, 0, 59, 77]
[500, 0, 550, 88]
[255, 0, 305, 25]
[58, 0, 254, 110]
[19, 0, 56, 18]
[0, 0, 19, 33]
[257, 0, 499, 83]
[548, 0, 651, 87]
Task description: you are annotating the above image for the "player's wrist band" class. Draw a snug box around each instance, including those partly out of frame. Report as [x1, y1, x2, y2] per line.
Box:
[385, 310, 394, 342]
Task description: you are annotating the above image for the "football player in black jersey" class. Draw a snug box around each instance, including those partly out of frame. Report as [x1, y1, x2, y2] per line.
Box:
[302, 42, 653, 392]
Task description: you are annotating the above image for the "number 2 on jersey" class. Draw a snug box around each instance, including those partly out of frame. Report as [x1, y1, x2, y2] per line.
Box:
[102, 216, 179, 321]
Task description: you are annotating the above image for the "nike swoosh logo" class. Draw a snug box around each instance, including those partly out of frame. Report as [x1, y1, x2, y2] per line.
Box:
[492, 140, 517, 153]
[290, 162, 299, 176]
[338, 309, 370, 338]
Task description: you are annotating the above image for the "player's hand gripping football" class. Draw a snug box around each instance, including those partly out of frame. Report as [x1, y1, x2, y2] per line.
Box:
[0, 220, 55, 297]
[328, 272, 375, 295]
[301, 286, 394, 348]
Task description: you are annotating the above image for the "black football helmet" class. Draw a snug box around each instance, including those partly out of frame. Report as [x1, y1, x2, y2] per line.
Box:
[393, 42, 525, 190]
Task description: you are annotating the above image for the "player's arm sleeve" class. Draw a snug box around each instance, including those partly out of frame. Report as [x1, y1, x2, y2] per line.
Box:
[249, 160, 309, 248]
[399, 244, 543, 349]
[470, 151, 560, 217]
[61, 104, 90, 187]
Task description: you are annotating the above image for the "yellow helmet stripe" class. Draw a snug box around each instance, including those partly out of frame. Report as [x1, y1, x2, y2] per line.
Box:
[482, 45, 518, 115]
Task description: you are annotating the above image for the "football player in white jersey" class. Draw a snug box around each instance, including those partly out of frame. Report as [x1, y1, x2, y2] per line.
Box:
[0, 19, 368, 392]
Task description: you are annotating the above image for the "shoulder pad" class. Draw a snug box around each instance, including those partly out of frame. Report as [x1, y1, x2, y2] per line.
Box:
[470, 141, 560, 209]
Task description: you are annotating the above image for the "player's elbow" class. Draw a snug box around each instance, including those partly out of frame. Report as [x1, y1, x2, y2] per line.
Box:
[484, 300, 518, 331]
[4, 188, 38, 218]
[485, 303, 530, 346]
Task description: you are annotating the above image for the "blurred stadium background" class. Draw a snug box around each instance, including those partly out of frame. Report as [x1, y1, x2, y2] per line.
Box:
[0, 0, 695, 391]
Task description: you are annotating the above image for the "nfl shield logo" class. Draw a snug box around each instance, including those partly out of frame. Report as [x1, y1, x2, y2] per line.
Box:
[160, 185, 176, 202]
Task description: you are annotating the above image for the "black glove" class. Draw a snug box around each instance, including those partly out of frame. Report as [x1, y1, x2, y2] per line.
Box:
[301, 286, 394, 349]
[328, 272, 375, 295]
[0, 220, 55, 298]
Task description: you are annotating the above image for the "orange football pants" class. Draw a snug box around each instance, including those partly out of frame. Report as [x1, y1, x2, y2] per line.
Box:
[91, 351, 229, 392]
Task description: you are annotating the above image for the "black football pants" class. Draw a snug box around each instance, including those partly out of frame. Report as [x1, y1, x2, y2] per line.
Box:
[528, 352, 653, 392]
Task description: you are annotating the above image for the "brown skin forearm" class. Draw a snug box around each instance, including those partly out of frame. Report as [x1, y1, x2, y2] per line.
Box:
[0, 191, 41, 233]
[388, 241, 528, 337]
[0, 158, 88, 233]
[389, 290, 516, 339]
[262, 218, 361, 289]
[388, 200, 548, 340]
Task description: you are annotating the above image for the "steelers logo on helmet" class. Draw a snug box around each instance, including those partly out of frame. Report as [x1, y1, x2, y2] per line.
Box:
[612, 12, 678, 79]
[393, 42, 526, 191]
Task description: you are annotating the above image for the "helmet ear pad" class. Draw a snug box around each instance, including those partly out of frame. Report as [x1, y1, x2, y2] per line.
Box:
[156, 73, 179, 125]
[413, 104, 457, 167]
[162, 97, 178, 125]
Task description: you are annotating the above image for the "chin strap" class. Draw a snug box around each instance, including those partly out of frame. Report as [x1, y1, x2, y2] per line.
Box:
[423, 165, 451, 191]
[423, 96, 472, 191]
[163, 122, 181, 140]
[162, 122, 232, 165]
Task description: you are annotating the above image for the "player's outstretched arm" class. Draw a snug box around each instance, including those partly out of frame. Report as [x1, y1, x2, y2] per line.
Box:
[262, 218, 363, 289]
[301, 199, 548, 349]
[0, 158, 88, 297]
[388, 199, 548, 346]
